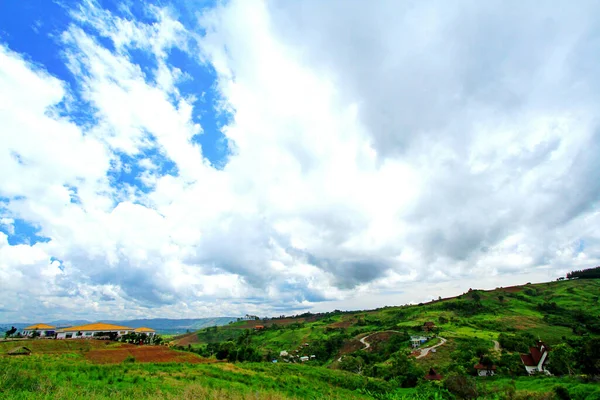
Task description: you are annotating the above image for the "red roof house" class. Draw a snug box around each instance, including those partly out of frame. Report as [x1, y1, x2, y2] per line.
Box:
[520, 341, 550, 375]
[474, 357, 497, 376]
[424, 368, 443, 381]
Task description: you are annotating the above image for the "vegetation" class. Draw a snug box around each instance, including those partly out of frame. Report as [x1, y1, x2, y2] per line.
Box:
[1, 278, 599, 399]
[566, 265, 600, 280]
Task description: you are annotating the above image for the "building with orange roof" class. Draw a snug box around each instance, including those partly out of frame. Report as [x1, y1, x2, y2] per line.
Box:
[22, 323, 56, 338]
[133, 327, 156, 337]
[56, 322, 133, 339]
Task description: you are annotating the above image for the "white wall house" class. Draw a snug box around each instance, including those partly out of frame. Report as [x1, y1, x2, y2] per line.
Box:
[22, 323, 55, 338]
[520, 341, 550, 374]
[410, 336, 428, 348]
[56, 322, 133, 339]
[133, 327, 156, 337]
[474, 364, 497, 376]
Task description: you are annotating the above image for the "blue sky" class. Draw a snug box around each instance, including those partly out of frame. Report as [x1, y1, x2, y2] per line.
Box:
[1, 0, 599, 322]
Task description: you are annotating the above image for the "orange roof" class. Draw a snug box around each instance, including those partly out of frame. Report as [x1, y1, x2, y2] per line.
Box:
[133, 327, 156, 333]
[58, 322, 132, 332]
[24, 323, 55, 330]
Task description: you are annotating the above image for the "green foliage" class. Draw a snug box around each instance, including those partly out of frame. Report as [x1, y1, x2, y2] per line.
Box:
[553, 385, 571, 400]
[123, 355, 136, 363]
[443, 374, 478, 399]
[566, 266, 600, 280]
[498, 332, 536, 353]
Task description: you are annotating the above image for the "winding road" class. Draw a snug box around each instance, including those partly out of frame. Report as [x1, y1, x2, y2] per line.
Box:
[338, 331, 447, 362]
[359, 334, 372, 350]
[415, 337, 447, 359]
[492, 340, 500, 351]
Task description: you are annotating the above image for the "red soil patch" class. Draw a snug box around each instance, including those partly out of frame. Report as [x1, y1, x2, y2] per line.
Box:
[366, 332, 398, 348]
[496, 285, 523, 293]
[236, 317, 317, 329]
[175, 333, 199, 346]
[328, 319, 353, 329]
[337, 339, 363, 357]
[85, 345, 219, 364]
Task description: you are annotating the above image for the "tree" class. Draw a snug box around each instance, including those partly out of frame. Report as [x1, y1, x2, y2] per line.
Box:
[340, 356, 365, 374]
[498, 295, 504, 303]
[444, 374, 478, 399]
[548, 344, 575, 376]
[471, 291, 481, 302]
[4, 326, 17, 338]
[388, 353, 422, 387]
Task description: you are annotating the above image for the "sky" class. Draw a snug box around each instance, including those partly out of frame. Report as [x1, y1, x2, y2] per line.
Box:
[1, 0, 600, 322]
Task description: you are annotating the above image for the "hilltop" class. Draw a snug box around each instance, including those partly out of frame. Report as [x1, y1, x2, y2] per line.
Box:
[171, 278, 600, 395]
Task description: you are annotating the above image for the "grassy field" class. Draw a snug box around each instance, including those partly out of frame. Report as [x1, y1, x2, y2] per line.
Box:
[2, 279, 599, 399]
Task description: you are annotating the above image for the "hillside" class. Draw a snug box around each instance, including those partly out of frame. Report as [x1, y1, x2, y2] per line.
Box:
[2, 278, 599, 399]
[174, 278, 600, 394]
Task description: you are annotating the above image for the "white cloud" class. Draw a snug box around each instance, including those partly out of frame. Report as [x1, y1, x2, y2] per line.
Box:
[1, 0, 600, 321]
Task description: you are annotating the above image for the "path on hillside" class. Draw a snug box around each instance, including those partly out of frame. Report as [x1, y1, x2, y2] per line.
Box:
[359, 334, 372, 350]
[337, 330, 401, 362]
[415, 337, 447, 359]
[492, 340, 500, 351]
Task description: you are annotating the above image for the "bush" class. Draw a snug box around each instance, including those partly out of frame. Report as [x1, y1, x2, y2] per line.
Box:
[444, 374, 478, 399]
[123, 355, 136, 363]
[553, 385, 571, 400]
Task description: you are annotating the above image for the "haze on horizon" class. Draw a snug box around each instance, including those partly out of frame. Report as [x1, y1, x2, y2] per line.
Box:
[1, 0, 599, 323]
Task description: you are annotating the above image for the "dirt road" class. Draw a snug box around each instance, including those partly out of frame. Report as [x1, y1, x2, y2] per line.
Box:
[415, 337, 447, 359]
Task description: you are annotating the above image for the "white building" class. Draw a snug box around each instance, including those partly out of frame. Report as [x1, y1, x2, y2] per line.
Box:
[410, 336, 428, 348]
[474, 362, 497, 376]
[280, 350, 289, 357]
[56, 322, 133, 339]
[133, 327, 157, 337]
[520, 341, 550, 374]
[299, 356, 309, 362]
[22, 323, 55, 338]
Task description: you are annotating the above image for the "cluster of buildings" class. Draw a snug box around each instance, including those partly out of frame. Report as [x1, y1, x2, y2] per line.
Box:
[21, 322, 156, 340]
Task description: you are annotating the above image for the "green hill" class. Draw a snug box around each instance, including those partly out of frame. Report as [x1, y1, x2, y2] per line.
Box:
[2, 278, 599, 399]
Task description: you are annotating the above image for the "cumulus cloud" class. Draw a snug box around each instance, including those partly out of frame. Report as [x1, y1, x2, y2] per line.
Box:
[1, 0, 600, 321]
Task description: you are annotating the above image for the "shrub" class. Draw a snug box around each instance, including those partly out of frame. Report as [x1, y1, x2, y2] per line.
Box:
[553, 385, 571, 400]
[444, 374, 478, 399]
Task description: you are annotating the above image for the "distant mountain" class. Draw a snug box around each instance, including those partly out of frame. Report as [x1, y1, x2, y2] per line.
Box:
[0, 317, 237, 335]
[101, 317, 238, 334]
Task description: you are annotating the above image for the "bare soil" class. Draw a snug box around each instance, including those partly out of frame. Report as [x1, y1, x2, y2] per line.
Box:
[85, 345, 220, 364]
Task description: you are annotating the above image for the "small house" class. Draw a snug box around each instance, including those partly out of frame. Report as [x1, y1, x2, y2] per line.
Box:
[280, 350, 289, 357]
[254, 325, 265, 330]
[423, 322, 436, 332]
[310, 355, 316, 359]
[22, 323, 55, 338]
[424, 368, 442, 381]
[474, 357, 497, 376]
[7, 346, 32, 356]
[410, 336, 428, 348]
[520, 341, 550, 375]
[299, 356, 309, 362]
[133, 327, 157, 337]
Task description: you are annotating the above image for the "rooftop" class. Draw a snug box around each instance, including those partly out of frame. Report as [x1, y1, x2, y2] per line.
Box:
[58, 322, 133, 332]
[133, 327, 156, 333]
[24, 323, 55, 330]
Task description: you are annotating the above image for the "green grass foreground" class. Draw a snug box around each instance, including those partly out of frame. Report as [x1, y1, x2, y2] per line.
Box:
[2, 351, 599, 399]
